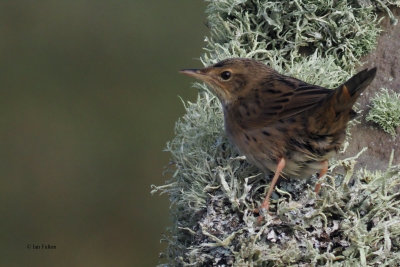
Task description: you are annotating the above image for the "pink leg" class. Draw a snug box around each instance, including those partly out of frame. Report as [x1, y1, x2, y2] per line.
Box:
[257, 158, 286, 223]
[314, 160, 328, 194]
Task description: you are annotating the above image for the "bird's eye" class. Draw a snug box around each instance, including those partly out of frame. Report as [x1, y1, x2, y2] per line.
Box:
[220, 71, 231, 80]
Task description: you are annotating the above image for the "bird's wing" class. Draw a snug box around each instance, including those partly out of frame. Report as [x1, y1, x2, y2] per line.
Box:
[303, 68, 377, 135]
[236, 76, 332, 129]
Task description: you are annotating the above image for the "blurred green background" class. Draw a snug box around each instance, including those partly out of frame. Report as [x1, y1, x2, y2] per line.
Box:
[0, 1, 207, 266]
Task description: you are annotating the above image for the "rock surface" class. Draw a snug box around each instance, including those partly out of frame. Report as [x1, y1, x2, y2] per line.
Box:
[344, 8, 400, 170]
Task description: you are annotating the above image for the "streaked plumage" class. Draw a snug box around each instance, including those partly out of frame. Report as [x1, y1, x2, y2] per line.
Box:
[180, 58, 376, 220]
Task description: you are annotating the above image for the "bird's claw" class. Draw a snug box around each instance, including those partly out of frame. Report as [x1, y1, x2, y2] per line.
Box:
[253, 207, 269, 224]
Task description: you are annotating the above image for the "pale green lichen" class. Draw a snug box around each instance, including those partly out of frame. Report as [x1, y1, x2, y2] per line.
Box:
[366, 88, 400, 137]
[202, 0, 383, 72]
[154, 0, 400, 266]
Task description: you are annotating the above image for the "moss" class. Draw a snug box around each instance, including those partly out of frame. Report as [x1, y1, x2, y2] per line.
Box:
[154, 0, 400, 266]
[366, 88, 400, 137]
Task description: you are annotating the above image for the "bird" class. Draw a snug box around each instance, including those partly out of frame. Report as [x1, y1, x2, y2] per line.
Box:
[180, 58, 377, 222]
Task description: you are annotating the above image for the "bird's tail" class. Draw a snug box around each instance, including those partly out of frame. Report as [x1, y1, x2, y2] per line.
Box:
[309, 67, 377, 135]
[335, 67, 377, 110]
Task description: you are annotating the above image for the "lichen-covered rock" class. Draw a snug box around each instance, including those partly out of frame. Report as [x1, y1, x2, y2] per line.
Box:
[367, 88, 400, 137]
[154, 1, 400, 266]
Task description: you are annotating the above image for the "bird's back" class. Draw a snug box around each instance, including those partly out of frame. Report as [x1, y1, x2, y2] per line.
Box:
[224, 67, 377, 178]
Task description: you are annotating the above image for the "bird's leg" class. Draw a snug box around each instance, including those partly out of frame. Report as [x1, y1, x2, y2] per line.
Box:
[257, 158, 286, 223]
[314, 160, 328, 194]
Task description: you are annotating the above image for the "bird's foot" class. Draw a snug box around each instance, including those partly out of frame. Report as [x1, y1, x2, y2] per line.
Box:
[314, 182, 322, 194]
[253, 203, 270, 224]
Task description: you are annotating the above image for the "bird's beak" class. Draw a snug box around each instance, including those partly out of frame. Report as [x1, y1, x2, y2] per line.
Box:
[179, 69, 207, 80]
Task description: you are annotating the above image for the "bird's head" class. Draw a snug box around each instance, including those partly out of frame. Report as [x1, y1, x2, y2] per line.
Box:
[180, 58, 272, 105]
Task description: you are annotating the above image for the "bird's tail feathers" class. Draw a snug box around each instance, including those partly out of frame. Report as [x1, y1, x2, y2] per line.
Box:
[344, 68, 377, 96]
[335, 67, 377, 110]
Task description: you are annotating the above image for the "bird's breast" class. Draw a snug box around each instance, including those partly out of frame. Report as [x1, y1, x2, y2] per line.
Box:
[223, 112, 341, 178]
